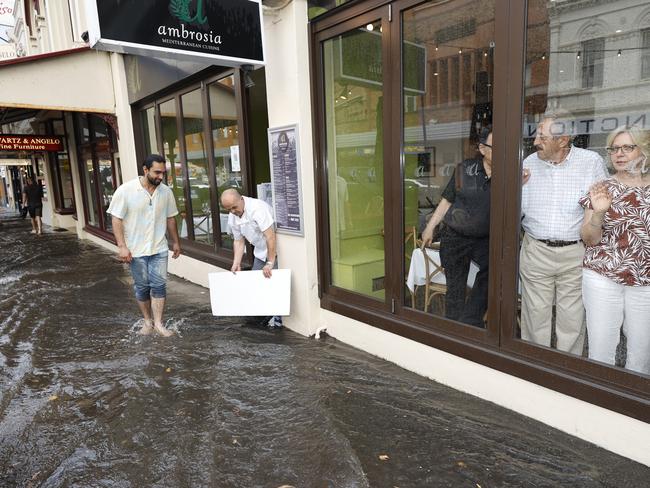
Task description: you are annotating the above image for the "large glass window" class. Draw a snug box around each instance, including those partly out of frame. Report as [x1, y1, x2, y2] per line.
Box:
[518, 0, 650, 380]
[323, 21, 385, 300]
[209, 75, 240, 250]
[182, 88, 212, 246]
[135, 69, 253, 266]
[313, 0, 649, 421]
[401, 1, 494, 328]
[75, 114, 119, 235]
[160, 99, 185, 237]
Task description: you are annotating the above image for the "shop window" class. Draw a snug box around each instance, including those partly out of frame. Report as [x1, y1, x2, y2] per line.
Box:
[312, 0, 648, 420]
[209, 75, 241, 250]
[317, 0, 496, 329]
[49, 118, 75, 213]
[134, 69, 254, 266]
[181, 88, 212, 246]
[75, 113, 119, 237]
[519, 0, 650, 383]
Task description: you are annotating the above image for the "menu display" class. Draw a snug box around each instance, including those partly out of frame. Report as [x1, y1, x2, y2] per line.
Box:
[268, 125, 303, 235]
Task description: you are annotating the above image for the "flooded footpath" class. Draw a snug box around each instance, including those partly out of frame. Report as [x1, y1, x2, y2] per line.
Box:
[1, 212, 649, 487]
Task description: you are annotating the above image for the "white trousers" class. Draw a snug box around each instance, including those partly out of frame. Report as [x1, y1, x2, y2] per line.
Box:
[582, 268, 650, 375]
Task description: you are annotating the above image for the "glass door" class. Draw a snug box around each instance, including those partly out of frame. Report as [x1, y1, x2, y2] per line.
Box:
[398, 0, 496, 332]
[318, 6, 392, 307]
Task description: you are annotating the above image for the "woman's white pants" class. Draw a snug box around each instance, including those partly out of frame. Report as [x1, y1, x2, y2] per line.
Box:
[582, 268, 650, 375]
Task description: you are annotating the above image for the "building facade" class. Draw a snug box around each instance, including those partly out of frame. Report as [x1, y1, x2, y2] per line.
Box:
[1, 0, 648, 466]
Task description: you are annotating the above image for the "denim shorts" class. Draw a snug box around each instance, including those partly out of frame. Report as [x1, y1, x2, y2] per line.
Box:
[129, 251, 168, 302]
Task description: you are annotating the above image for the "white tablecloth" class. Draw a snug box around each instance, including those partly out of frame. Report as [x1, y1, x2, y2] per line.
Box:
[406, 247, 479, 292]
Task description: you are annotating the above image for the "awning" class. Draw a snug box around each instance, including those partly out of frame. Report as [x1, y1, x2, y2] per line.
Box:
[0, 48, 115, 114]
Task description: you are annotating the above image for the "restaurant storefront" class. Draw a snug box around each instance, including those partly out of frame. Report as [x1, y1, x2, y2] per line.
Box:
[301, 0, 650, 464]
[1, 0, 647, 465]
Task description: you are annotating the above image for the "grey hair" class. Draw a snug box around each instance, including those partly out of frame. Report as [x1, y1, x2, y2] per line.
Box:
[540, 109, 577, 142]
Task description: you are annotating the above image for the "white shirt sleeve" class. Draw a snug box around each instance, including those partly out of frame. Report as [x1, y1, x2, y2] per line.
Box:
[229, 214, 243, 240]
[253, 202, 274, 233]
[107, 185, 127, 219]
[166, 188, 179, 218]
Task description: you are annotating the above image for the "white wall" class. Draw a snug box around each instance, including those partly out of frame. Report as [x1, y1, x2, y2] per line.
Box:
[262, 0, 322, 337]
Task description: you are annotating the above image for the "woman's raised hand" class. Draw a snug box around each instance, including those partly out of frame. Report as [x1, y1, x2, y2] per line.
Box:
[589, 182, 612, 214]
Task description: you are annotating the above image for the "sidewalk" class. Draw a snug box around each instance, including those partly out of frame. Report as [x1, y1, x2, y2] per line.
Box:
[0, 213, 648, 487]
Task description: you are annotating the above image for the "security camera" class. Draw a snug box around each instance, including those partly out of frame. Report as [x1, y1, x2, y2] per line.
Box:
[81, 31, 89, 43]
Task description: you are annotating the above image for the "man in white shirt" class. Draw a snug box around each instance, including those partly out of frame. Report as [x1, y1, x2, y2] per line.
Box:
[520, 112, 608, 354]
[221, 188, 281, 328]
[108, 154, 181, 337]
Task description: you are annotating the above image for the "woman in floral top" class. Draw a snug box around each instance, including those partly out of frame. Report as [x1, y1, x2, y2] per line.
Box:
[580, 126, 650, 375]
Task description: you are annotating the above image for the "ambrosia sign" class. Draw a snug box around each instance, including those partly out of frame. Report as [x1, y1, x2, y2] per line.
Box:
[85, 0, 264, 67]
[0, 135, 63, 151]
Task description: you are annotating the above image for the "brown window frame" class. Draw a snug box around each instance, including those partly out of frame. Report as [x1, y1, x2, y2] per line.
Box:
[46, 118, 76, 215]
[310, 0, 649, 422]
[132, 68, 254, 270]
[74, 113, 119, 243]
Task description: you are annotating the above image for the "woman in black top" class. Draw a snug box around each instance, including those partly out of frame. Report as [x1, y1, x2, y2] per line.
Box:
[421, 127, 492, 327]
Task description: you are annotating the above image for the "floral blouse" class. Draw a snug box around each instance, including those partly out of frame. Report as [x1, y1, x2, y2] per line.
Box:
[579, 178, 650, 286]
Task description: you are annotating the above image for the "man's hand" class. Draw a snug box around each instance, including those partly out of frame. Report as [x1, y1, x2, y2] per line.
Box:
[118, 245, 132, 263]
[171, 242, 181, 259]
[262, 263, 273, 278]
[231, 262, 241, 274]
[522, 168, 531, 185]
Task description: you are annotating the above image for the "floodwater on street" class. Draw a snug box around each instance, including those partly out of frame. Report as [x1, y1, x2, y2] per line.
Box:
[0, 212, 649, 487]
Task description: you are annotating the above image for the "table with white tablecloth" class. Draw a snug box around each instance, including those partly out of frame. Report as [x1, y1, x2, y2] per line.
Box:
[406, 247, 479, 293]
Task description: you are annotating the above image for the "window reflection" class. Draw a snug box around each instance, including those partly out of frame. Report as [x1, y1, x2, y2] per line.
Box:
[182, 89, 212, 246]
[519, 0, 650, 376]
[160, 99, 185, 236]
[209, 75, 240, 250]
[402, 0, 495, 328]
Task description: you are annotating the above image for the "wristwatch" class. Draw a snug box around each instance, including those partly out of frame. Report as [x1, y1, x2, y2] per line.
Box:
[265, 260, 274, 266]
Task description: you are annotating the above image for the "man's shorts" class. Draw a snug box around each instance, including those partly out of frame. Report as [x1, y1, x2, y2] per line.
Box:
[28, 205, 43, 218]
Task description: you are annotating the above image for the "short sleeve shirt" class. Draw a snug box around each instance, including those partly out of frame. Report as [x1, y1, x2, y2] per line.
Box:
[228, 196, 275, 261]
[107, 178, 179, 258]
[579, 178, 650, 286]
[23, 183, 43, 207]
[441, 158, 491, 237]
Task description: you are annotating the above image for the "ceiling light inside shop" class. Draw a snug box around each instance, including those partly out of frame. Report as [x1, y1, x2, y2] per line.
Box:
[366, 23, 374, 31]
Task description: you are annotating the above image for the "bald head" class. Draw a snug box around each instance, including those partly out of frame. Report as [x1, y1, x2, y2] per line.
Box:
[221, 188, 245, 217]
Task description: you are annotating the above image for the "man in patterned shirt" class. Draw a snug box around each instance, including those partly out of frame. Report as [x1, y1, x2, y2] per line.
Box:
[520, 111, 608, 354]
[108, 154, 181, 337]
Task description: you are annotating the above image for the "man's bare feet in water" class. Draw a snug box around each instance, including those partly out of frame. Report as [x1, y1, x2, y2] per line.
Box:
[153, 323, 174, 337]
[138, 320, 154, 335]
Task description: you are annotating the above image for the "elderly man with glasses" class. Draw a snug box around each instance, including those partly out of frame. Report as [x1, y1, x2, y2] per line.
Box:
[520, 111, 607, 354]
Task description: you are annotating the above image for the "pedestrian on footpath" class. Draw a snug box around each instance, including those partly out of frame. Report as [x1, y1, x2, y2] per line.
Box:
[108, 154, 181, 337]
[220, 188, 283, 328]
[22, 177, 43, 235]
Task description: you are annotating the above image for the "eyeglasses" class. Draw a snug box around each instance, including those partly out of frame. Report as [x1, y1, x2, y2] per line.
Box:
[479, 143, 492, 148]
[606, 144, 638, 154]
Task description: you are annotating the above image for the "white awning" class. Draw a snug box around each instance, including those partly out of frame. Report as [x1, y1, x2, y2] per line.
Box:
[0, 48, 115, 114]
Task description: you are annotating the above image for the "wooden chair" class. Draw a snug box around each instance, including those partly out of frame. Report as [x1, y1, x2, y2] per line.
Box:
[421, 242, 447, 314]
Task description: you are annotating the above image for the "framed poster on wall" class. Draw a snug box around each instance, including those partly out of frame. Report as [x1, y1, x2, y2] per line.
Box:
[268, 124, 303, 236]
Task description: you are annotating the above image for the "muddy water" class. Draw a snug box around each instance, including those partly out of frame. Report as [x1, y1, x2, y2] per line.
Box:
[0, 214, 648, 487]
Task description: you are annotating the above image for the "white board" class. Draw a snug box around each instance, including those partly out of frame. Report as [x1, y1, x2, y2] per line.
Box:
[208, 269, 291, 316]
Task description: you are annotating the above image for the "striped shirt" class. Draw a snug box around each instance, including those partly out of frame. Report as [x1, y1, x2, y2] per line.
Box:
[107, 178, 179, 258]
[522, 146, 607, 241]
